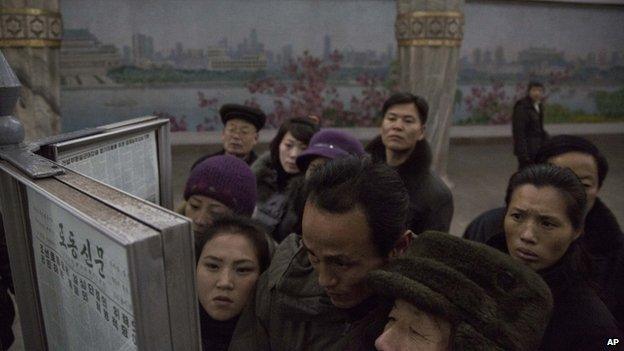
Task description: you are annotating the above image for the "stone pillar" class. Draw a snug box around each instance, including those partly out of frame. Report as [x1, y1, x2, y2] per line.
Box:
[395, 0, 464, 186]
[0, 0, 62, 141]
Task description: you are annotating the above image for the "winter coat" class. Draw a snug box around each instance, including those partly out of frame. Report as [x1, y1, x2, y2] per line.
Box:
[512, 96, 547, 164]
[487, 234, 622, 349]
[366, 137, 453, 234]
[272, 176, 306, 243]
[191, 149, 258, 170]
[228, 234, 391, 351]
[251, 152, 303, 241]
[465, 198, 624, 329]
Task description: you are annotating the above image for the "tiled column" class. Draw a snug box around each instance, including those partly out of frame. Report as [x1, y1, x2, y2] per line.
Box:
[395, 0, 464, 185]
[0, 0, 62, 141]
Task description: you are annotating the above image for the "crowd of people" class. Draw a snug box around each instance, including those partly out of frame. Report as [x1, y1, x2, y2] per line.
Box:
[180, 88, 622, 350]
[1, 87, 622, 350]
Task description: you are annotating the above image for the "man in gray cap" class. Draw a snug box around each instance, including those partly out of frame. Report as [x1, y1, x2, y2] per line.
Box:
[192, 103, 266, 169]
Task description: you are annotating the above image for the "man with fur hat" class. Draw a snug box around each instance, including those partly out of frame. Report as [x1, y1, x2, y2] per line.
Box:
[369, 231, 553, 351]
[192, 103, 266, 169]
[366, 92, 453, 235]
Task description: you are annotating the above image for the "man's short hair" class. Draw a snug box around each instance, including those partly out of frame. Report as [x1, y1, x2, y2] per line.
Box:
[381, 92, 429, 125]
[303, 156, 410, 257]
[527, 81, 544, 92]
[534, 135, 609, 188]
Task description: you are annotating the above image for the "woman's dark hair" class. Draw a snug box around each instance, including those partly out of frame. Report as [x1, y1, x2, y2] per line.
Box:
[505, 164, 587, 230]
[381, 92, 429, 125]
[303, 156, 409, 257]
[195, 215, 271, 272]
[534, 135, 608, 188]
[269, 117, 319, 187]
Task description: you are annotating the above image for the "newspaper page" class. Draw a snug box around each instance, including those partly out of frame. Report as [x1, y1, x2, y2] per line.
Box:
[57, 131, 160, 204]
[28, 187, 137, 351]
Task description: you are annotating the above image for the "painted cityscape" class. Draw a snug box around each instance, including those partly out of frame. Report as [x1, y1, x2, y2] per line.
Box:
[59, 0, 624, 132]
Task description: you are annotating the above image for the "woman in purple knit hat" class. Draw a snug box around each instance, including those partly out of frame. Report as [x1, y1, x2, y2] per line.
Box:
[178, 155, 258, 251]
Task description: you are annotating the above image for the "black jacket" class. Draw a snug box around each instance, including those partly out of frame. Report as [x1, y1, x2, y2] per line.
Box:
[488, 235, 622, 350]
[512, 96, 547, 163]
[191, 149, 258, 170]
[251, 152, 301, 241]
[272, 176, 306, 243]
[366, 137, 453, 234]
[199, 308, 238, 351]
[465, 198, 624, 329]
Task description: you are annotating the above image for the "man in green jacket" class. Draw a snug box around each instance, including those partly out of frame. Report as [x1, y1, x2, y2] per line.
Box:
[228, 157, 414, 351]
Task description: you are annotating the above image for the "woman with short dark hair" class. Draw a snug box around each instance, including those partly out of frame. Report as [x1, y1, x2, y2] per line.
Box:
[252, 117, 318, 239]
[195, 215, 270, 351]
[492, 164, 621, 350]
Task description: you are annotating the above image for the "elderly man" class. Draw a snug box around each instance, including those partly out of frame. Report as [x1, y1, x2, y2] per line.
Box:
[192, 103, 266, 169]
[228, 157, 414, 351]
[366, 92, 453, 235]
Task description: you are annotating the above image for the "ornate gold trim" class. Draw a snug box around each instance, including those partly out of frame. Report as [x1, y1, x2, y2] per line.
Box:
[0, 7, 63, 47]
[0, 39, 61, 47]
[0, 7, 61, 17]
[398, 39, 462, 47]
[397, 11, 463, 19]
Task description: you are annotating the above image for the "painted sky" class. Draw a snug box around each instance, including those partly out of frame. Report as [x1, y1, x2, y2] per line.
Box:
[61, 0, 624, 58]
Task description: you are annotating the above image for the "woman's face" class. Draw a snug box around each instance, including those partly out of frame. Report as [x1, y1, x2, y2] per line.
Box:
[548, 151, 599, 212]
[504, 184, 581, 271]
[375, 299, 451, 351]
[279, 132, 308, 174]
[184, 195, 232, 240]
[196, 233, 261, 321]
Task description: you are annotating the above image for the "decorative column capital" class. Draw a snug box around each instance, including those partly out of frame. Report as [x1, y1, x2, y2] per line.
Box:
[0, 7, 63, 48]
[395, 10, 464, 47]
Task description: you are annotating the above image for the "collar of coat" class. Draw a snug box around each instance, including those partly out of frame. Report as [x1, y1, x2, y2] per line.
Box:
[252, 151, 294, 192]
[582, 198, 624, 254]
[365, 135, 432, 178]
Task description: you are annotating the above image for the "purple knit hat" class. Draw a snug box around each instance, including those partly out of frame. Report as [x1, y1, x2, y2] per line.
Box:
[296, 129, 366, 171]
[183, 155, 257, 216]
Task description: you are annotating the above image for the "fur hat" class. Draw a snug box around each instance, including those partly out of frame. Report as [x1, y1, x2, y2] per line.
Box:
[220, 103, 266, 131]
[184, 155, 257, 216]
[368, 231, 553, 351]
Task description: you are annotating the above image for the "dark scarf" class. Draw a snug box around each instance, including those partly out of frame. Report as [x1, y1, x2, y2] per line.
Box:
[366, 136, 432, 179]
[199, 308, 239, 351]
[581, 198, 624, 254]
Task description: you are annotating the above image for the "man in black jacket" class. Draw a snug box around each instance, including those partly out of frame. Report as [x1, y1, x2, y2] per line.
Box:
[191, 103, 266, 169]
[512, 81, 548, 169]
[366, 92, 453, 234]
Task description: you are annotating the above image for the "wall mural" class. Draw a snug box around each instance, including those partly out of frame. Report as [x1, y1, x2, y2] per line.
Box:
[59, 0, 624, 132]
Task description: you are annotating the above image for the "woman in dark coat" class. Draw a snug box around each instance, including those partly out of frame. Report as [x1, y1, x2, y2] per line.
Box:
[251, 117, 318, 239]
[465, 135, 624, 328]
[490, 164, 621, 350]
[195, 216, 270, 351]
